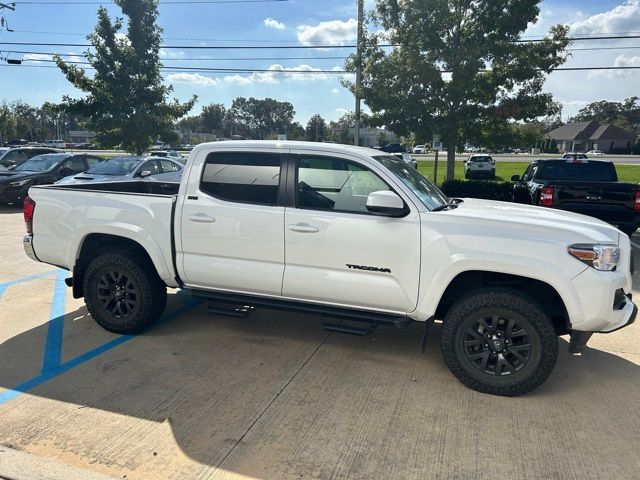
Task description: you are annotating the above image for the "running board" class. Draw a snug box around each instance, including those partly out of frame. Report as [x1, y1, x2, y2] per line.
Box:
[190, 287, 412, 329]
[207, 300, 256, 318]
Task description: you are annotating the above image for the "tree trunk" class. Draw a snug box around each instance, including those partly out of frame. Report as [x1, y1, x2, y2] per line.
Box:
[446, 139, 456, 181]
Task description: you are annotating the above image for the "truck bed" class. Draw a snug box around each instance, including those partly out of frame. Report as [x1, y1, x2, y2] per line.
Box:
[28, 182, 180, 286]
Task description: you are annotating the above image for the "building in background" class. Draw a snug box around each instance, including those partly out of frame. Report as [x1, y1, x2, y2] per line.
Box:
[546, 121, 636, 154]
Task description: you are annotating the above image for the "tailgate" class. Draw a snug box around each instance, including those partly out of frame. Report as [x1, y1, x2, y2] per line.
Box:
[553, 181, 638, 222]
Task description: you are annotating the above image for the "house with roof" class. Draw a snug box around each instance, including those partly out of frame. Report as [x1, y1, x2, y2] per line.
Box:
[545, 121, 637, 154]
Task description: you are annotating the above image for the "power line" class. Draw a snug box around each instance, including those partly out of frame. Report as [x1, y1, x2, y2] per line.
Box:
[9, 50, 348, 61]
[3, 34, 640, 50]
[4, 62, 640, 73]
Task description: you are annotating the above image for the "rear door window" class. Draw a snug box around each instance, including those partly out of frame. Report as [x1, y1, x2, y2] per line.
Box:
[200, 152, 282, 206]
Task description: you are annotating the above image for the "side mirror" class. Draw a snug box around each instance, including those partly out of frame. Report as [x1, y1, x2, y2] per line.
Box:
[139, 170, 152, 178]
[511, 175, 521, 182]
[58, 167, 73, 177]
[366, 190, 407, 217]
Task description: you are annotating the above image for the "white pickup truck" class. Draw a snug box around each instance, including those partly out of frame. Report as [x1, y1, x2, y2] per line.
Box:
[23, 141, 637, 396]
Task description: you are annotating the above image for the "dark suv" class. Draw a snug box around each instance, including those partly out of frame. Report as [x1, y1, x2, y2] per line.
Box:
[0, 147, 62, 169]
[0, 153, 104, 204]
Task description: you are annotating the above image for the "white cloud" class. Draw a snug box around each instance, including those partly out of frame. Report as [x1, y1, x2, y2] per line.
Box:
[332, 88, 341, 94]
[264, 18, 286, 30]
[223, 64, 332, 85]
[570, 0, 640, 35]
[588, 54, 640, 78]
[160, 49, 186, 59]
[23, 53, 53, 63]
[166, 72, 220, 86]
[336, 107, 350, 115]
[296, 18, 357, 46]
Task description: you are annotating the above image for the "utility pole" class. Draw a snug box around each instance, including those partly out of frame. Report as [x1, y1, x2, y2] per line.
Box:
[354, 0, 364, 147]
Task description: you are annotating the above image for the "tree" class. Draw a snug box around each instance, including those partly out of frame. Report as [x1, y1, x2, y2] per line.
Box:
[228, 97, 295, 139]
[201, 103, 226, 134]
[0, 102, 17, 145]
[305, 114, 327, 142]
[55, 0, 196, 154]
[346, 0, 569, 180]
[570, 97, 640, 134]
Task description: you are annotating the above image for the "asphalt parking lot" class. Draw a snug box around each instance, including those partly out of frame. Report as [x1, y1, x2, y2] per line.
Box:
[1, 205, 640, 480]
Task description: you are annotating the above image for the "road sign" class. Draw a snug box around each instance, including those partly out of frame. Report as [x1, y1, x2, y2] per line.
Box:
[432, 134, 442, 152]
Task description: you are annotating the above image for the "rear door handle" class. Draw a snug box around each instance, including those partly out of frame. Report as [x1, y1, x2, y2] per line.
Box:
[288, 223, 319, 233]
[188, 213, 216, 223]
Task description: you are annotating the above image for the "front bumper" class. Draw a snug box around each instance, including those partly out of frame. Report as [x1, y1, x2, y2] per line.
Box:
[23, 234, 39, 262]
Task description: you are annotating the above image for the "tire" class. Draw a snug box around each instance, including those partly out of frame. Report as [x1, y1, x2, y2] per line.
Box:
[441, 288, 558, 396]
[83, 251, 167, 334]
[464, 171, 470, 179]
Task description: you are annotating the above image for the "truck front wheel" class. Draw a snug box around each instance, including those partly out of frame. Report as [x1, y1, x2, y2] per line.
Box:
[83, 251, 167, 334]
[441, 288, 558, 396]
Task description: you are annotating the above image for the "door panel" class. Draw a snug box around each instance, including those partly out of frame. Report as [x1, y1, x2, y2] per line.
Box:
[180, 151, 285, 295]
[282, 153, 421, 313]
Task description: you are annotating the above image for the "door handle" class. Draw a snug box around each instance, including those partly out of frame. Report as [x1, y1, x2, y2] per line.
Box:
[288, 223, 319, 233]
[188, 213, 216, 223]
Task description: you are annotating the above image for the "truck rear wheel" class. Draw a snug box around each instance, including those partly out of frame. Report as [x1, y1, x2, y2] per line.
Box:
[83, 251, 167, 334]
[441, 288, 557, 396]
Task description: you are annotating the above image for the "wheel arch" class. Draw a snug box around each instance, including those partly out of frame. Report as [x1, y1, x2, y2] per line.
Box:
[72, 233, 165, 299]
[433, 270, 572, 335]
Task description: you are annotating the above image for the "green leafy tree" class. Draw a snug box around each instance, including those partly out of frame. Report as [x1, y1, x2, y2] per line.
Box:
[228, 97, 295, 139]
[305, 114, 327, 142]
[346, 0, 569, 180]
[287, 121, 306, 140]
[570, 97, 640, 134]
[201, 103, 226, 133]
[55, 0, 196, 154]
[0, 102, 17, 144]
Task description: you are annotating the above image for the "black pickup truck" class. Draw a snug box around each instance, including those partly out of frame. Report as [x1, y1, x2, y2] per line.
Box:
[512, 158, 640, 235]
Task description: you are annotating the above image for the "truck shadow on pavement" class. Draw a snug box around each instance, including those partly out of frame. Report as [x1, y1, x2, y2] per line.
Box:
[1, 292, 640, 479]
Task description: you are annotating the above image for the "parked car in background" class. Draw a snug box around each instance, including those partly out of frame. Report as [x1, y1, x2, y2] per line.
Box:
[0, 146, 62, 169]
[145, 150, 185, 163]
[562, 152, 588, 159]
[512, 158, 640, 235]
[0, 153, 103, 204]
[587, 150, 604, 156]
[392, 152, 418, 169]
[45, 140, 67, 149]
[464, 154, 496, 179]
[380, 143, 406, 153]
[56, 155, 183, 185]
[412, 145, 426, 154]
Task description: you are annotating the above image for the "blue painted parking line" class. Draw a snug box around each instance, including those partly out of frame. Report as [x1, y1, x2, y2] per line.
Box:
[41, 270, 69, 373]
[0, 269, 59, 301]
[0, 292, 203, 406]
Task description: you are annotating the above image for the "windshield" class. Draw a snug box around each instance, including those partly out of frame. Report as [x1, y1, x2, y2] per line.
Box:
[14, 154, 67, 172]
[86, 156, 142, 175]
[536, 160, 617, 182]
[374, 155, 448, 210]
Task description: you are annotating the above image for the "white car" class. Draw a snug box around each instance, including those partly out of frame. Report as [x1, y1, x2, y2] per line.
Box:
[587, 150, 604, 156]
[412, 145, 426, 154]
[45, 140, 67, 149]
[23, 140, 637, 397]
[392, 152, 418, 169]
[464, 154, 496, 179]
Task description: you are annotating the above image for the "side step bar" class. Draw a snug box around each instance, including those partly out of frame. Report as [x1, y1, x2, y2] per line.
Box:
[190, 287, 412, 335]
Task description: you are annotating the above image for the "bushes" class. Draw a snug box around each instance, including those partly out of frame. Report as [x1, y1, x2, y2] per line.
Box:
[441, 179, 514, 202]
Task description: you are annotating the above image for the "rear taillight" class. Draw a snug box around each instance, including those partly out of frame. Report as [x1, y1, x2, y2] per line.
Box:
[23, 196, 36, 234]
[634, 191, 640, 212]
[539, 187, 554, 207]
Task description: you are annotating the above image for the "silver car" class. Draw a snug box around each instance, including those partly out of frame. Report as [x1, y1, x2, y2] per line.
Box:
[56, 155, 183, 185]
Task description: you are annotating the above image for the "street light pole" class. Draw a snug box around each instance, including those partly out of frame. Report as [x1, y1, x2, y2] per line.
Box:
[354, 0, 364, 147]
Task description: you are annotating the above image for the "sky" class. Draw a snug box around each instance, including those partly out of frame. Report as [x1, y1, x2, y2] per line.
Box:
[0, 0, 639, 125]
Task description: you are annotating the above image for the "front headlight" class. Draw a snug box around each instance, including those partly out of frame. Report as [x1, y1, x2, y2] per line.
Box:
[568, 244, 620, 271]
[10, 179, 31, 187]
